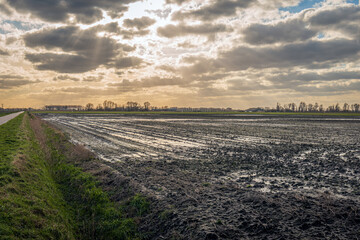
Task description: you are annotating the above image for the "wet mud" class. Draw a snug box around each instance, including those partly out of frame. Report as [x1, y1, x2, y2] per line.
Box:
[38, 113, 360, 239]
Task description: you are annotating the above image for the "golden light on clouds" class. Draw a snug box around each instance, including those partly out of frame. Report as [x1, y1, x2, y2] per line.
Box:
[0, 0, 360, 108]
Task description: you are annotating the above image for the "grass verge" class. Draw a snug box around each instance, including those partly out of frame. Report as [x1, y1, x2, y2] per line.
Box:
[29, 113, 148, 239]
[0, 112, 13, 117]
[0, 113, 75, 239]
[0, 113, 149, 239]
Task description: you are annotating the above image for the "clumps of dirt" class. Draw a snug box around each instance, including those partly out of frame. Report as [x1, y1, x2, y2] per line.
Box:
[36, 113, 360, 239]
[135, 183, 360, 240]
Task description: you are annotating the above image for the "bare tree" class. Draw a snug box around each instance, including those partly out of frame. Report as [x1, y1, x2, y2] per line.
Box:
[335, 103, 341, 112]
[85, 103, 94, 111]
[103, 100, 116, 110]
[327, 105, 335, 112]
[343, 103, 349, 112]
[313, 103, 319, 112]
[308, 103, 313, 112]
[299, 102, 307, 112]
[96, 104, 103, 111]
[276, 102, 281, 112]
[144, 102, 151, 111]
[126, 101, 139, 111]
[354, 103, 360, 112]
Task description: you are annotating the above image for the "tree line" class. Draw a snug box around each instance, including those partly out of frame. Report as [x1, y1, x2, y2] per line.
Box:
[275, 102, 360, 112]
[85, 101, 153, 111]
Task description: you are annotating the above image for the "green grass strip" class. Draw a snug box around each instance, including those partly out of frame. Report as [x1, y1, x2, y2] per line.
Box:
[42, 117, 144, 240]
[0, 114, 75, 239]
[0, 113, 149, 239]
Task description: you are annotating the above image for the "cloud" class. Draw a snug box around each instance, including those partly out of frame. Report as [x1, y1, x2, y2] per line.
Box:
[309, 5, 360, 26]
[0, 75, 40, 89]
[83, 75, 104, 82]
[119, 29, 150, 39]
[175, 37, 360, 86]
[146, 8, 172, 19]
[123, 17, 156, 30]
[0, 48, 9, 55]
[293, 81, 360, 95]
[5, 37, 17, 45]
[172, 0, 255, 21]
[269, 71, 360, 83]
[109, 76, 186, 90]
[0, 3, 12, 16]
[113, 57, 144, 69]
[166, 0, 190, 5]
[53, 75, 80, 81]
[5, 0, 139, 24]
[308, 5, 360, 37]
[242, 19, 317, 45]
[157, 23, 232, 38]
[215, 38, 360, 71]
[94, 22, 151, 39]
[177, 41, 197, 48]
[23, 26, 136, 73]
[44, 86, 120, 96]
[95, 22, 122, 33]
[241, 5, 360, 45]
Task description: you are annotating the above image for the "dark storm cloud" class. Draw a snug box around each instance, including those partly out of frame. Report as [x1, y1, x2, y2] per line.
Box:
[5, 0, 138, 24]
[172, 0, 255, 21]
[23, 26, 138, 73]
[123, 17, 156, 30]
[243, 19, 317, 45]
[157, 23, 232, 38]
[0, 75, 40, 89]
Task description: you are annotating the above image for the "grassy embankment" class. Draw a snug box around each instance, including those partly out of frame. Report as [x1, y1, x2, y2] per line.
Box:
[0, 112, 13, 117]
[0, 113, 149, 239]
[32, 110, 360, 116]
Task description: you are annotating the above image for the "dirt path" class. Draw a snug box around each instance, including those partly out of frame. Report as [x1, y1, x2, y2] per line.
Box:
[0, 112, 24, 126]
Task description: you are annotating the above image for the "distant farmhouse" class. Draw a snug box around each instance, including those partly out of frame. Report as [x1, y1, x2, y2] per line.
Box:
[45, 105, 83, 111]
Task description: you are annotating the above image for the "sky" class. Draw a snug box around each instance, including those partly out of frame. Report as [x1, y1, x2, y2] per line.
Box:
[0, 0, 359, 109]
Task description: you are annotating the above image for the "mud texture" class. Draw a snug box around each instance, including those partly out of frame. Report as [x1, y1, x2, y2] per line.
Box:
[38, 113, 360, 239]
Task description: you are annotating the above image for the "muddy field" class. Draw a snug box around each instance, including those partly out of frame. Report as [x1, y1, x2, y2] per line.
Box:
[38, 113, 360, 239]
